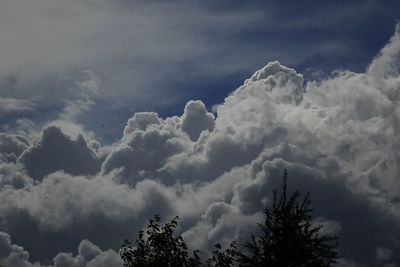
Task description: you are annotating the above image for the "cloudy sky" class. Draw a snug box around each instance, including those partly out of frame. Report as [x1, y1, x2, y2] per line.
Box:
[1, 0, 400, 266]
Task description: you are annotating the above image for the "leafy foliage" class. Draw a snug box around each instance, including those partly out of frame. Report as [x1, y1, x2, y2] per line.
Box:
[207, 242, 237, 267]
[120, 215, 237, 267]
[120, 215, 202, 267]
[120, 170, 340, 267]
[237, 170, 340, 266]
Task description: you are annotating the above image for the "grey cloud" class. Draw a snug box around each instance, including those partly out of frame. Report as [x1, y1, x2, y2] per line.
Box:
[102, 116, 189, 185]
[0, 169, 176, 262]
[1, 23, 400, 266]
[0, 231, 36, 267]
[84, 250, 122, 267]
[161, 61, 304, 182]
[202, 202, 233, 225]
[0, 231, 123, 267]
[59, 70, 103, 123]
[53, 239, 122, 267]
[53, 253, 80, 267]
[244, 61, 304, 105]
[0, 0, 263, 107]
[1, 0, 398, 146]
[367, 23, 400, 80]
[0, 163, 33, 189]
[0, 98, 35, 116]
[18, 126, 100, 180]
[123, 112, 160, 136]
[0, 232, 13, 258]
[183, 207, 262, 255]
[1, 0, 394, 150]
[78, 240, 101, 262]
[169, 27, 400, 264]
[0, 133, 29, 163]
[1, 74, 18, 89]
[181, 100, 215, 141]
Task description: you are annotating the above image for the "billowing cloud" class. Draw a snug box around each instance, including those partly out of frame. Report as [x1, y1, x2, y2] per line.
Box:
[0, 231, 122, 267]
[0, 163, 32, 190]
[0, 133, 29, 163]
[181, 100, 215, 141]
[1, 22, 400, 267]
[52, 239, 122, 267]
[101, 114, 189, 185]
[0, 231, 35, 267]
[18, 126, 100, 180]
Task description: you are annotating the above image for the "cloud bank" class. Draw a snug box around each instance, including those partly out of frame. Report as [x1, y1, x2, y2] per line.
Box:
[1, 24, 400, 267]
[2, 0, 399, 144]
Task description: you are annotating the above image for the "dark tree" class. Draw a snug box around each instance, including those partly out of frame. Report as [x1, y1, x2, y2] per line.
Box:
[207, 242, 237, 267]
[238, 170, 340, 267]
[121, 170, 340, 267]
[120, 215, 236, 267]
[120, 215, 202, 267]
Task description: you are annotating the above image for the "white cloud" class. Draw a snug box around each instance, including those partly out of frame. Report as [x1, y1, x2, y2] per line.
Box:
[1, 22, 400, 266]
[181, 100, 215, 141]
[102, 114, 190, 185]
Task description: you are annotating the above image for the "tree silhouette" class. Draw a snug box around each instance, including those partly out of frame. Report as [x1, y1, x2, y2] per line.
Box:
[237, 170, 340, 266]
[120, 170, 340, 267]
[120, 215, 237, 267]
[120, 215, 202, 267]
[206, 242, 237, 267]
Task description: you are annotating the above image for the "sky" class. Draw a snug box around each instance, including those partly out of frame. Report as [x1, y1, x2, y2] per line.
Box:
[1, 0, 400, 266]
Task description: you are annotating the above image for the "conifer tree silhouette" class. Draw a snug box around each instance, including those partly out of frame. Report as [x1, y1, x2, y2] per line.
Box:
[237, 170, 340, 266]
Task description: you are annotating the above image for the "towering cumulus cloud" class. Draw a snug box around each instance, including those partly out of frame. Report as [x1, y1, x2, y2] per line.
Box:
[1, 25, 400, 267]
[181, 100, 215, 141]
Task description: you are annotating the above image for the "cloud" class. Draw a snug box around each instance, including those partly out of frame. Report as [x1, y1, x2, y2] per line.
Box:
[0, 231, 123, 267]
[52, 239, 122, 267]
[0, 133, 29, 163]
[367, 23, 400, 80]
[123, 112, 161, 136]
[0, 0, 265, 112]
[0, 231, 35, 267]
[161, 61, 305, 182]
[3, 0, 398, 144]
[101, 114, 190, 185]
[1, 22, 400, 266]
[0, 163, 33, 190]
[18, 126, 100, 180]
[0, 166, 179, 262]
[0, 98, 35, 116]
[181, 100, 215, 141]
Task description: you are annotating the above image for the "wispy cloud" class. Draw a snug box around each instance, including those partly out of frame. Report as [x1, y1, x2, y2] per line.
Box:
[0, 98, 35, 115]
